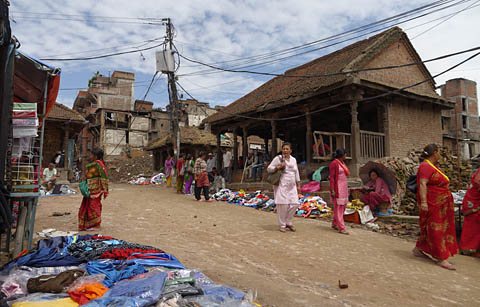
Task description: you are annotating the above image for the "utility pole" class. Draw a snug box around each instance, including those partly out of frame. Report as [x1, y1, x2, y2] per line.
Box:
[165, 18, 181, 160]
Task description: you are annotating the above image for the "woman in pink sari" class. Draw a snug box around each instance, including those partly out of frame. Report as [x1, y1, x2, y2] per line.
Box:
[164, 155, 174, 187]
[361, 169, 392, 212]
[267, 143, 301, 233]
[329, 149, 350, 235]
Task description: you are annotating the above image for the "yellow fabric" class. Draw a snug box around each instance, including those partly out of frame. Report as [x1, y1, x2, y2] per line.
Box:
[12, 298, 79, 307]
[425, 159, 450, 182]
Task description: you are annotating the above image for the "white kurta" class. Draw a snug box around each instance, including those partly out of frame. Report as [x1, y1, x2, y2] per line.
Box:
[267, 155, 300, 205]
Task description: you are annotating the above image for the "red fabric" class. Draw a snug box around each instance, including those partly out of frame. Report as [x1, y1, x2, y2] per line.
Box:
[361, 192, 390, 210]
[100, 248, 164, 260]
[415, 162, 458, 260]
[41, 74, 60, 119]
[78, 197, 102, 230]
[176, 158, 184, 173]
[196, 172, 209, 187]
[459, 169, 480, 256]
[13, 110, 36, 118]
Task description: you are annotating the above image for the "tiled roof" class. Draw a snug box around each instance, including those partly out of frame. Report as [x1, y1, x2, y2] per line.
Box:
[47, 103, 85, 122]
[205, 27, 439, 123]
[146, 126, 231, 150]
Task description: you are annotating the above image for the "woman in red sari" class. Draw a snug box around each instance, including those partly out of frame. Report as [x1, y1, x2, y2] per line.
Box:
[459, 168, 480, 257]
[79, 148, 109, 231]
[413, 144, 458, 270]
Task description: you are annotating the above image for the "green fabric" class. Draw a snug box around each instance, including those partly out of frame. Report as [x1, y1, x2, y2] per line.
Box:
[13, 103, 37, 110]
[79, 181, 90, 198]
[313, 166, 327, 182]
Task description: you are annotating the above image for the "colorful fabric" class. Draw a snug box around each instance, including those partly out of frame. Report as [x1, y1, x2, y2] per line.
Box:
[361, 192, 390, 211]
[68, 283, 108, 305]
[460, 169, 480, 256]
[267, 155, 300, 205]
[415, 161, 458, 260]
[176, 175, 184, 193]
[12, 298, 79, 307]
[195, 172, 209, 188]
[67, 239, 163, 261]
[85, 261, 146, 288]
[184, 160, 194, 182]
[100, 248, 164, 260]
[85, 160, 108, 199]
[78, 197, 102, 230]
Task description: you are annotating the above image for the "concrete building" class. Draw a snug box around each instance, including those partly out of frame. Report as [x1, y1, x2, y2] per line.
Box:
[440, 78, 480, 159]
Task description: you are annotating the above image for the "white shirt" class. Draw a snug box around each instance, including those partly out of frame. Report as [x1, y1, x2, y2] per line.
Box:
[223, 151, 232, 168]
[43, 168, 57, 181]
[206, 157, 216, 172]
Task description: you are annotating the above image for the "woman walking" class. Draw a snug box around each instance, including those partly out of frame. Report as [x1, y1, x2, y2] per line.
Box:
[267, 143, 301, 233]
[176, 153, 186, 194]
[459, 167, 480, 257]
[164, 154, 174, 188]
[413, 144, 458, 270]
[184, 154, 195, 195]
[79, 148, 109, 231]
[329, 149, 350, 235]
[194, 152, 212, 202]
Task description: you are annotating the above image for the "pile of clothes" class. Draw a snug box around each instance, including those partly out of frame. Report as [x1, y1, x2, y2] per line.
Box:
[150, 174, 166, 185]
[0, 235, 258, 306]
[296, 195, 331, 218]
[212, 189, 275, 211]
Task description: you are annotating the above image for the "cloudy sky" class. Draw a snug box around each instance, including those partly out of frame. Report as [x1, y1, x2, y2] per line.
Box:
[9, 0, 480, 109]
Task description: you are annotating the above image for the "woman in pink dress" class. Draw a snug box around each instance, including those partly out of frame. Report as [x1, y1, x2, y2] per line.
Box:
[267, 143, 301, 233]
[361, 169, 392, 212]
[329, 148, 350, 235]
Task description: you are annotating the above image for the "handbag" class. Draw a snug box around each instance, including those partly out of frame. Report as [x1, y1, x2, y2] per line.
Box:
[186, 162, 194, 173]
[79, 180, 90, 198]
[179, 163, 185, 176]
[266, 155, 284, 185]
[406, 175, 417, 194]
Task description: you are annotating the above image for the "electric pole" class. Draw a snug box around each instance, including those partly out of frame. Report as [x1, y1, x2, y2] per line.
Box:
[165, 18, 181, 160]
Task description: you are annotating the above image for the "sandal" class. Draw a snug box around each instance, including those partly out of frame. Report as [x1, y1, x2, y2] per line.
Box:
[287, 225, 296, 232]
[331, 225, 338, 230]
[412, 247, 430, 260]
[437, 261, 456, 271]
[279, 228, 287, 233]
[338, 230, 349, 235]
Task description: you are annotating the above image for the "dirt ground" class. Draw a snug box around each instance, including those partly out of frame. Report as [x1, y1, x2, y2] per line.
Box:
[35, 184, 480, 307]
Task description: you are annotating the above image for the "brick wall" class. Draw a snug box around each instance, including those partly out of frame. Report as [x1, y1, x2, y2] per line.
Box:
[388, 101, 442, 157]
[360, 39, 438, 98]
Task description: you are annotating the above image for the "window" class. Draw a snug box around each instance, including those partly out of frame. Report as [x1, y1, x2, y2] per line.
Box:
[441, 117, 445, 130]
[462, 115, 468, 129]
[462, 97, 467, 112]
[469, 143, 475, 158]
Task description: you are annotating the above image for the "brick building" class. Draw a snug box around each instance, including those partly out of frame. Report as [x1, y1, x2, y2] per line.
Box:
[204, 27, 454, 178]
[43, 103, 86, 180]
[440, 78, 480, 159]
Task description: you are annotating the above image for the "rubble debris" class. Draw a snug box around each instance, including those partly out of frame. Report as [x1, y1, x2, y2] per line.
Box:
[107, 152, 154, 183]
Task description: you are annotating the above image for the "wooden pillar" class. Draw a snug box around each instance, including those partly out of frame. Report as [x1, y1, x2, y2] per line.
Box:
[233, 129, 238, 170]
[351, 101, 361, 177]
[271, 120, 277, 158]
[64, 128, 70, 171]
[216, 132, 222, 171]
[242, 126, 248, 163]
[306, 111, 312, 163]
[383, 102, 391, 157]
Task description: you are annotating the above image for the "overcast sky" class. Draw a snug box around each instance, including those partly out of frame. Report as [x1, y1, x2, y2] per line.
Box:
[9, 0, 480, 109]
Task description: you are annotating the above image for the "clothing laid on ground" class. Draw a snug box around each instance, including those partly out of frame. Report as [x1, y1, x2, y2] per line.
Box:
[79, 160, 108, 230]
[416, 160, 458, 260]
[460, 169, 480, 256]
[27, 270, 85, 294]
[68, 283, 108, 305]
[85, 261, 146, 288]
[67, 239, 163, 261]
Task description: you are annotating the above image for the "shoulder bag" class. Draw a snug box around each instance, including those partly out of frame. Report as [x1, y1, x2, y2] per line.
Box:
[266, 156, 284, 186]
[406, 175, 417, 194]
[79, 180, 90, 198]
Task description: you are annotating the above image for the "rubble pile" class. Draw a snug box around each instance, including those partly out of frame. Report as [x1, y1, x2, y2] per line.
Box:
[374, 148, 472, 216]
[351, 220, 420, 241]
[107, 152, 154, 183]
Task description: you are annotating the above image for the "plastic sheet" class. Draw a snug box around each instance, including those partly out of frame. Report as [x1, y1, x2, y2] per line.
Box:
[66, 274, 105, 293]
[83, 297, 148, 307]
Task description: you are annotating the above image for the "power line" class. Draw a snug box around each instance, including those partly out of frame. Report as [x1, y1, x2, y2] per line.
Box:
[178, 0, 470, 73]
[183, 50, 480, 122]
[40, 41, 166, 61]
[178, 45, 480, 79]
[411, 0, 480, 39]
[10, 11, 165, 21]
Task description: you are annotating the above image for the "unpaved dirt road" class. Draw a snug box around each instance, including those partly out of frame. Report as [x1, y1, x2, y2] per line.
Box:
[36, 184, 480, 306]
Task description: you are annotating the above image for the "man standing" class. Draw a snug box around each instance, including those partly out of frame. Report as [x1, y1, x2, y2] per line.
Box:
[176, 153, 185, 194]
[42, 163, 57, 191]
[222, 148, 233, 183]
[206, 153, 216, 183]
